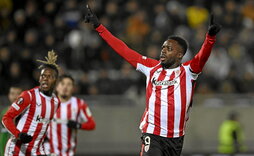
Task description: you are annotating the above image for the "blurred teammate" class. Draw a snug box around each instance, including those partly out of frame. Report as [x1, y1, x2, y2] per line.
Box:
[85, 5, 221, 156]
[46, 74, 96, 156]
[2, 50, 60, 156]
[0, 86, 22, 156]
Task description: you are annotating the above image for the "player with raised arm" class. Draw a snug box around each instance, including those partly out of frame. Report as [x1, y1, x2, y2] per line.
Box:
[46, 74, 96, 156]
[2, 50, 61, 156]
[85, 5, 221, 156]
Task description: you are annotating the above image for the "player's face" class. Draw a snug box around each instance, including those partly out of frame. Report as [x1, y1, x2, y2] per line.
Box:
[8, 87, 22, 103]
[56, 78, 74, 98]
[39, 68, 57, 94]
[160, 40, 183, 68]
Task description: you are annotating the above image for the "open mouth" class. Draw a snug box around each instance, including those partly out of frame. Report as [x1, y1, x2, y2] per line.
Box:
[41, 82, 49, 88]
[160, 55, 166, 61]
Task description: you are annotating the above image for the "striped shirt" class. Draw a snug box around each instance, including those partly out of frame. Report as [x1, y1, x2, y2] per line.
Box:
[138, 63, 197, 137]
[2, 87, 60, 156]
[47, 97, 95, 156]
[96, 24, 216, 138]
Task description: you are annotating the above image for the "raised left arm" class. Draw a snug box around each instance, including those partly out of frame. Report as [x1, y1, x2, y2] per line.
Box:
[189, 14, 221, 73]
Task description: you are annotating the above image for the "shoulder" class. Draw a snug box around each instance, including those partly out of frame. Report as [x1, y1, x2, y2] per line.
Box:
[18, 90, 33, 102]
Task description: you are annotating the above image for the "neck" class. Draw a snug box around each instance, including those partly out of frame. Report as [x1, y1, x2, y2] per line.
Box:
[40, 89, 53, 96]
[59, 95, 71, 102]
[162, 62, 180, 69]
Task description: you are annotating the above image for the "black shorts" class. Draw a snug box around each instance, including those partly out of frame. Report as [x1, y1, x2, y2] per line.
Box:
[140, 133, 184, 156]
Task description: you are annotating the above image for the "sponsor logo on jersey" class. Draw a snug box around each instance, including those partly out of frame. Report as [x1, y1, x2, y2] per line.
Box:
[152, 77, 177, 86]
[36, 115, 50, 124]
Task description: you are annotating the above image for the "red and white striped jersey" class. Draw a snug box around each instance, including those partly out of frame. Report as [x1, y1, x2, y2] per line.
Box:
[138, 63, 197, 138]
[47, 97, 95, 156]
[2, 87, 60, 156]
[96, 24, 216, 138]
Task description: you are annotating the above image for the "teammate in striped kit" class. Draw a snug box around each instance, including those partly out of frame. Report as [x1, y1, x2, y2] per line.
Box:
[85, 5, 221, 156]
[2, 50, 60, 156]
[46, 75, 96, 156]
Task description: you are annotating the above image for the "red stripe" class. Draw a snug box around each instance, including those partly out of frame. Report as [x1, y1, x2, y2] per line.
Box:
[143, 65, 162, 132]
[56, 106, 62, 156]
[167, 72, 176, 138]
[13, 90, 36, 155]
[26, 94, 46, 155]
[50, 98, 55, 119]
[153, 70, 166, 135]
[66, 102, 72, 155]
[179, 66, 187, 136]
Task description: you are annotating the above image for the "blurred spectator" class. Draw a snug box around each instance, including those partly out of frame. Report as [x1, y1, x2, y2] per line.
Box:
[242, 0, 254, 21]
[0, 0, 12, 32]
[0, 0, 253, 95]
[186, 0, 209, 28]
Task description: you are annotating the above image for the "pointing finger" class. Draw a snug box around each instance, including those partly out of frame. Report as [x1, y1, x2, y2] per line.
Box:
[86, 4, 93, 14]
[210, 13, 214, 26]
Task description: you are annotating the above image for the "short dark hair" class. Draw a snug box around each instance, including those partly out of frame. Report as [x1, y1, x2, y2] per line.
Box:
[39, 64, 59, 77]
[168, 36, 188, 55]
[58, 74, 75, 84]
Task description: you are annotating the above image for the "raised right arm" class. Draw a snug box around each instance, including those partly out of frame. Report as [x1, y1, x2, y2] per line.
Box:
[84, 5, 159, 68]
[95, 24, 159, 68]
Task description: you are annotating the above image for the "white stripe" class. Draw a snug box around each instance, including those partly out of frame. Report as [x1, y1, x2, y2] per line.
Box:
[4, 138, 12, 155]
[51, 119, 59, 155]
[160, 71, 169, 137]
[137, 63, 153, 76]
[146, 86, 156, 134]
[183, 66, 194, 135]
[45, 98, 52, 121]
[61, 103, 68, 154]
[70, 97, 78, 154]
[173, 76, 181, 137]
[139, 111, 148, 131]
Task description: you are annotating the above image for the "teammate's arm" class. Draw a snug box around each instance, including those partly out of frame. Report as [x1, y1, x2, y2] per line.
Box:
[84, 5, 159, 68]
[79, 102, 96, 130]
[189, 14, 221, 74]
[67, 101, 95, 130]
[2, 91, 33, 143]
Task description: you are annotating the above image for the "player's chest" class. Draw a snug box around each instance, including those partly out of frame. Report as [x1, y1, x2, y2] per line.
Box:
[55, 103, 79, 120]
[27, 99, 57, 124]
[150, 68, 183, 88]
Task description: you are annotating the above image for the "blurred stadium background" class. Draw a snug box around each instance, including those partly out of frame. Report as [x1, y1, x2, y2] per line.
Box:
[0, 0, 254, 155]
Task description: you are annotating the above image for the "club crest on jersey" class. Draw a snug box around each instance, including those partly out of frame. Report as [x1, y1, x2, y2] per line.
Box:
[152, 77, 177, 86]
